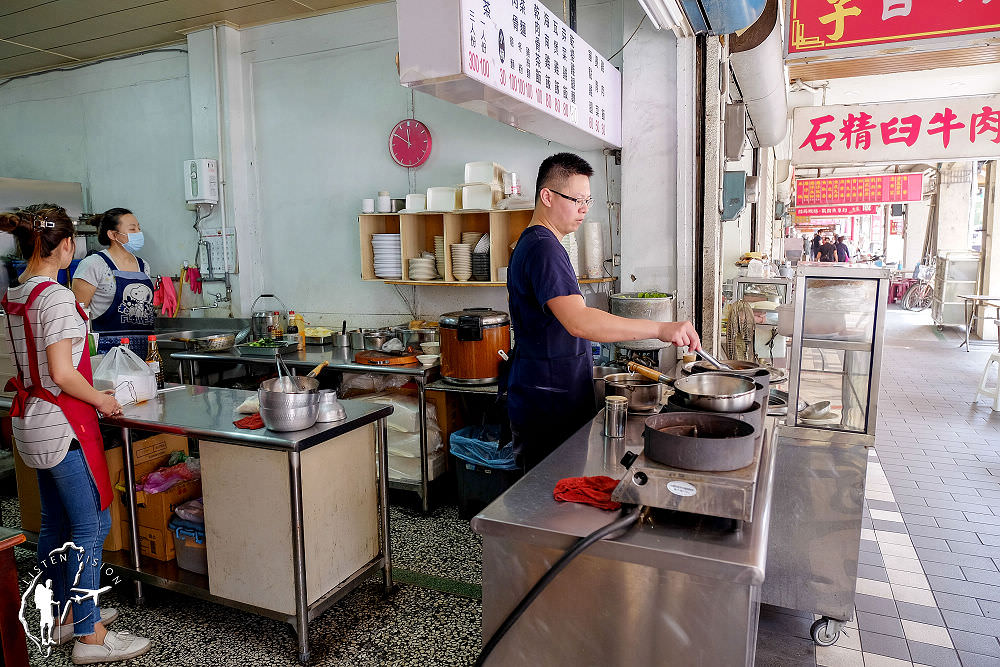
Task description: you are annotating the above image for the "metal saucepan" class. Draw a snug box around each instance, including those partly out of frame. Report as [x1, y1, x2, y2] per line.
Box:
[671, 373, 758, 413]
[172, 332, 236, 352]
[643, 412, 757, 471]
[603, 373, 663, 413]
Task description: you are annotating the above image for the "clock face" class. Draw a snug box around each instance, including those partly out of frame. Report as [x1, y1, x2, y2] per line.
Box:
[389, 119, 432, 168]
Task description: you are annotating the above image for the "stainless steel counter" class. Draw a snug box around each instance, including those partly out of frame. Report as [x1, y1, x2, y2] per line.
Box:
[102, 385, 391, 452]
[171, 348, 439, 511]
[472, 412, 777, 666]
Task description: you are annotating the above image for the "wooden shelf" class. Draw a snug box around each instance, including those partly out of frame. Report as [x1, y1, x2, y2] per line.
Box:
[382, 277, 616, 287]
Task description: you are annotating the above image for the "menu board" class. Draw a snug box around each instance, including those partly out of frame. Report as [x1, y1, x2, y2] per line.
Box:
[795, 174, 923, 206]
[460, 0, 622, 146]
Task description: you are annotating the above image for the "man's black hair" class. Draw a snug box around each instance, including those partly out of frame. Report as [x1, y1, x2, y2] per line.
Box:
[535, 153, 594, 202]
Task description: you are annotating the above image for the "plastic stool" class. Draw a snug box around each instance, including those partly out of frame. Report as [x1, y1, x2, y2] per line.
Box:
[974, 352, 1000, 411]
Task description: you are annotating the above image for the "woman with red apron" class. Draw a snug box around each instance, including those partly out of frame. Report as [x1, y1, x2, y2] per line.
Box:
[1, 205, 151, 664]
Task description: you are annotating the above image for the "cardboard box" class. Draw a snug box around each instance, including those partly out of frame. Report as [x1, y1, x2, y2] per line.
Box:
[135, 478, 202, 561]
[13, 433, 190, 553]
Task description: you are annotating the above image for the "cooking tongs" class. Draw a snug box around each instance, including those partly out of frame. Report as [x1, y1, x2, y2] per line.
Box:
[272, 356, 327, 393]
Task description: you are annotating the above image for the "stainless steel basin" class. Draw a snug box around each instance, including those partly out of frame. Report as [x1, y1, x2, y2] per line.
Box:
[156, 329, 239, 350]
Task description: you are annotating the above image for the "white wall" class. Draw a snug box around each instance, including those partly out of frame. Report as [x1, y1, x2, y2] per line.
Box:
[816, 63, 1000, 106]
[242, 1, 617, 326]
[0, 1, 629, 328]
[0, 50, 195, 276]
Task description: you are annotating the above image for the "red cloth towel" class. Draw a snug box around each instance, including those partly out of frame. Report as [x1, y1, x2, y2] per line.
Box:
[234, 413, 265, 429]
[553, 476, 621, 511]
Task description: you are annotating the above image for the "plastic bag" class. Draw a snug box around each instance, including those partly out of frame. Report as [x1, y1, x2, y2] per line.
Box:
[450, 424, 516, 470]
[137, 458, 201, 493]
[93, 344, 157, 405]
[174, 497, 204, 523]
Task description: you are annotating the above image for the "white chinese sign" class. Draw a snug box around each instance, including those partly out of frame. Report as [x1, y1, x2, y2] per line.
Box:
[793, 94, 1000, 166]
[460, 0, 622, 146]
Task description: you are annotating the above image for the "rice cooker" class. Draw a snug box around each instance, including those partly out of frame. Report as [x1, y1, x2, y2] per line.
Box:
[439, 308, 511, 385]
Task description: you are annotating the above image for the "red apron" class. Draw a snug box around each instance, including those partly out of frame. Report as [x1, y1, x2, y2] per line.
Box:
[3, 280, 112, 510]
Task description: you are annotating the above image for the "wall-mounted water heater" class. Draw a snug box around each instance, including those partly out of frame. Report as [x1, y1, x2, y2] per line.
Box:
[184, 159, 219, 205]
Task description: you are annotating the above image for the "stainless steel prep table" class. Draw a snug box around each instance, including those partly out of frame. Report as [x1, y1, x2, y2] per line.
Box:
[172, 348, 439, 511]
[471, 412, 778, 666]
[1, 387, 393, 664]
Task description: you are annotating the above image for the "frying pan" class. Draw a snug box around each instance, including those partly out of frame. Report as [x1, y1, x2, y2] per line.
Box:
[172, 332, 236, 352]
[625, 361, 757, 413]
[643, 412, 757, 471]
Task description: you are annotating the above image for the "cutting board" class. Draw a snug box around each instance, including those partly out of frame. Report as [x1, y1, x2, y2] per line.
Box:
[353, 350, 419, 366]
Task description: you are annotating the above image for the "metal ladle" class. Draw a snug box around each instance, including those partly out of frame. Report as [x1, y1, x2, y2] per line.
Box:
[695, 349, 733, 371]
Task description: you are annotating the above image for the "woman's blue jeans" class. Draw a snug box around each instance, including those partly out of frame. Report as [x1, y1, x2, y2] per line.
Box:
[36, 446, 111, 637]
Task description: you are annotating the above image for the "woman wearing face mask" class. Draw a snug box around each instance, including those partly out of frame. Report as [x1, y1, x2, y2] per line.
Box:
[0, 204, 152, 663]
[72, 208, 155, 358]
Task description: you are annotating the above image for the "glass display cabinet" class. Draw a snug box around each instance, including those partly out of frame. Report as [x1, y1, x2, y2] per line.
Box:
[784, 265, 890, 440]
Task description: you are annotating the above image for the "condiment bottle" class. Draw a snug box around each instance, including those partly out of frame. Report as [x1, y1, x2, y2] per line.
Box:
[268, 311, 283, 338]
[146, 335, 165, 389]
[286, 311, 299, 335]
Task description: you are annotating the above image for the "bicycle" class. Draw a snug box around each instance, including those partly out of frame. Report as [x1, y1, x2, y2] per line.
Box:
[900, 263, 935, 311]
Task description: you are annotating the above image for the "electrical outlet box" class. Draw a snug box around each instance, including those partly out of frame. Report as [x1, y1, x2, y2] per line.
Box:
[613, 254, 621, 266]
[184, 159, 219, 205]
[197, 229, 237, 278]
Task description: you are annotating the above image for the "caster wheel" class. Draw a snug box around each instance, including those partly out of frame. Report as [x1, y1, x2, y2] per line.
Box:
[810, 618, 840, 646]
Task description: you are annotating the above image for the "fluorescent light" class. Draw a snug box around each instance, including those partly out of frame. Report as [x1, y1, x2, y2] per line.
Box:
[636, 0, 662, 30]
[637, 0, 694, 38]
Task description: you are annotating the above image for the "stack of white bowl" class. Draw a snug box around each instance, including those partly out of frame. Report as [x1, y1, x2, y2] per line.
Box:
[408, 257, 436, 280]
[434, 235, 445, 278]
[451, 243, 472, 281]
[559, 231, 580, 277]
[462, 231, 484, 248]
[372, 233, 402, 279]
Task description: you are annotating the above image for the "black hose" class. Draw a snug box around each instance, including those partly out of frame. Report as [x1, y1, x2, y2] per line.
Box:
[474, 506, 643, 667]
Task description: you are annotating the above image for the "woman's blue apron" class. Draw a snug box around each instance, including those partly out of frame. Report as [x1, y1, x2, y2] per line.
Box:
[91, 251, 155, 358]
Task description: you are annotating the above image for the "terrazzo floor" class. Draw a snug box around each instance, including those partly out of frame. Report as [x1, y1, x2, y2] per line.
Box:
[2, 305, 999, 665]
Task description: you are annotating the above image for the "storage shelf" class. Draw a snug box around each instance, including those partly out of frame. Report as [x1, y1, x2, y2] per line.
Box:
[360, 209, 608, 285]
[381, 276, 616, 287]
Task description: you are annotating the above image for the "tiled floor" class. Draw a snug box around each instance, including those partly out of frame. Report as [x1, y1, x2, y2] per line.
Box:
[3, 305, 1000, 665]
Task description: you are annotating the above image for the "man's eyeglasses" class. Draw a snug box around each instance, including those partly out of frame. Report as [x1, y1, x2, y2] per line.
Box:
[547, 188, 594, 208]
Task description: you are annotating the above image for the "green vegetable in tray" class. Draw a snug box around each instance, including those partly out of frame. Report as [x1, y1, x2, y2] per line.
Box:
[247, 338, 285, 347]
[633, 291, 670, 299]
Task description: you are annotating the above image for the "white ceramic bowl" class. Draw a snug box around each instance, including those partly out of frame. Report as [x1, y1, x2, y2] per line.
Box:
[416, 354, 440, 366]
[420, 342, 440, 354]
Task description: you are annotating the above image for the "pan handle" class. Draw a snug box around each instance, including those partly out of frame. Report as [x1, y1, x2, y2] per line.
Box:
[306, 361, 329, 378]
[626, 361, 673, 385]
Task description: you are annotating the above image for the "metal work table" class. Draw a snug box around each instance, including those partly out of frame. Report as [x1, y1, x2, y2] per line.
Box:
[471, 412, 777, 666]
[172, 348, 439, 511]
[1, 387, 393, 664]
[957, 294, 1000, 351]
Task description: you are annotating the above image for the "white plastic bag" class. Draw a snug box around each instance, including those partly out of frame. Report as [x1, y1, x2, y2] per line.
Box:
[93, 345, 157, 405]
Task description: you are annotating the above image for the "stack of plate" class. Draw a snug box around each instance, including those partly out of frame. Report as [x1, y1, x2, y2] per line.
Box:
[559, 231, 580, 277]
[462, 231, 484, 248]
[451, 243, 472, 281]
[372, 233, 401, 279]
[434, 236, 445, 278]
[408, 257, 437, 281]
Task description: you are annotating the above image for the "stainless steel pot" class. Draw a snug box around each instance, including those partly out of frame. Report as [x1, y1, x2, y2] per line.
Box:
[672, 373, 757, 413]
[394, 327, 439, 349]
[603, 373, 662, 413]
[250, 294, 287, 339]
[363, 330, 393, 351]
[609, 292, 676, 351]
[593, 366, 622, 404]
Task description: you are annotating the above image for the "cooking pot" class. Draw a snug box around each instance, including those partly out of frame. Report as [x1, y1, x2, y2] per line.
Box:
[671, 373, 758, 413]
[363, 329, 394, 351]
[603, 373, 662, 413]
[593, 366, 622, 404]
[393, 327, 439, 350]
[439, 308, 511, 385]
[609, 292, 676, 351]
[250, 294, 287, 339]
[643, 412, 757, 471]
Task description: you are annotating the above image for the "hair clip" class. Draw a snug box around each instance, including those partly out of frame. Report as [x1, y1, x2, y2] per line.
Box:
[33, 219, 55, 229]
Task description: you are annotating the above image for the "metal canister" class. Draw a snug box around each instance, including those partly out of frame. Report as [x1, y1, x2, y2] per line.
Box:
[604, 395, 628, 438]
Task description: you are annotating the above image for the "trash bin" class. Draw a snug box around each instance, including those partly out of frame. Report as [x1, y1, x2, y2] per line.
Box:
[450, 424, 518, 519]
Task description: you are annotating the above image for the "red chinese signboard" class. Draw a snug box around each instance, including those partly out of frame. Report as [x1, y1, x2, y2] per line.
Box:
[792, 95, 1000, 165]
[788, 0, 1000, 55]
[795, 174, 923, 206]
[890, 219, 903, 235]
[794, 205, 878, 216]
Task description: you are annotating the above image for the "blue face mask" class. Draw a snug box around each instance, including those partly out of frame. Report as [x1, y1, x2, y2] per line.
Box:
[120, 231, 144, 254]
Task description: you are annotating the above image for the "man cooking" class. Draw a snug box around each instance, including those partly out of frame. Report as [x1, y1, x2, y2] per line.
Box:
[506, 152, 701, 472]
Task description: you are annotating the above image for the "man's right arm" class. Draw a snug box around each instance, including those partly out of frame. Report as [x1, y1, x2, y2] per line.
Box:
[547, 294, 701, 349]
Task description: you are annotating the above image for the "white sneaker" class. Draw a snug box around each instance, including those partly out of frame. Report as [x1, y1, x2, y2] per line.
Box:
[54, 607, 119, 645]
[71, 630, 151, 665]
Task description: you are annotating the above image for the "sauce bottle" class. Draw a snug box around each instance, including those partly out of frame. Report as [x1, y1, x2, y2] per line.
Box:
[146, 335, 165, 389]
